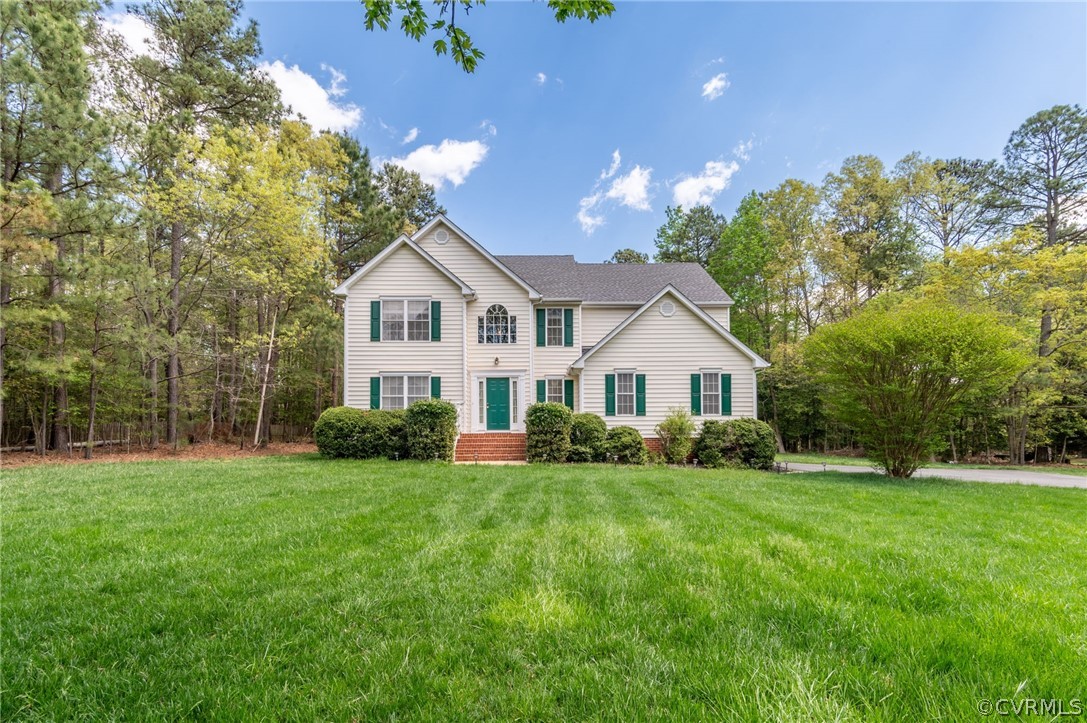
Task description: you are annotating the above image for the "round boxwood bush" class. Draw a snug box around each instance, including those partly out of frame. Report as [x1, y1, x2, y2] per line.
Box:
[405, 399, 458, 461]
[314, 406, 366, 458]
[359, 409, 408, 460]
[314, 407, 407, 459]
[604, 425, 648, 465]
[695, 418, 776, 470]
[569, 412, 607, 463]
[525, 402, 572, 463]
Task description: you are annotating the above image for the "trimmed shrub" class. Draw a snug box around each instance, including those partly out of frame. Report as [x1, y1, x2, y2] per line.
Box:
[569, 412, 607, 463]
[406, 399, 458, 461]
[605, 425, 648, 465]
[655, 408, 695, 464]
[695, 418, 776, 470]
[313, 407, 407, 459]
[359, 409, 408, 460]
[314, 406, 366, 458]
[525, 402, 572, 463]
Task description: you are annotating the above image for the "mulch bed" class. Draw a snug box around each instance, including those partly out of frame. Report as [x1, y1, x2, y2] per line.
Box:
[1, 441, 317, 469]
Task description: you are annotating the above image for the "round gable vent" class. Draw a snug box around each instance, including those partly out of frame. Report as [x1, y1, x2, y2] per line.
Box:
[434, 229, 450, 244]
[660, 300, 676, 317]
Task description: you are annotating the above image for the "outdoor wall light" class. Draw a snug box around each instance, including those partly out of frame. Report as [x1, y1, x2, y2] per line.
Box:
[493, 357, 500, 366]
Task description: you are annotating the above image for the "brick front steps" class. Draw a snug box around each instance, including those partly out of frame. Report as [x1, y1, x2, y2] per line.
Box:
[454, 433, 527, 463]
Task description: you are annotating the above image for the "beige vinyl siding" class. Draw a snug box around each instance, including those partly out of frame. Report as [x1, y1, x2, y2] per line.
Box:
[416, 223, 533, 423]
[581, 306, 637, 347]
[580, 292, 756, 435]
[703, 305, 731, 331]
[343, 244, 464, 419]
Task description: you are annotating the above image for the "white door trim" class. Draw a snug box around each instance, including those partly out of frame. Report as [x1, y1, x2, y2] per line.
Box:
[470, 371, 527, 432]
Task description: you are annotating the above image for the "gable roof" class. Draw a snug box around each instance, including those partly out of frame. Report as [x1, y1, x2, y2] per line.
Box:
[331, 234, 475, 297]
[571, 285, 769, 370]
[496, 255, 733, 305]
[413, 215, 542, 300]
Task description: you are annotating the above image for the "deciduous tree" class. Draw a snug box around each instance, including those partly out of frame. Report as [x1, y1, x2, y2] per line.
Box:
[805, 298, 1028, 477]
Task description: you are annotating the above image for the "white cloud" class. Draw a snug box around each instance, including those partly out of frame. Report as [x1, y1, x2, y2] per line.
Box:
[577, 193, 606, 235]
[606, 165, 653, 211]
[732, 137, 754, 162]
[577, 151, 653, 234]
[320, 63, 348, 98]
[401, 127, 419, 145]
[101, 12, 158, 58]
[390, 139, 489, 189]
[600, 149, 621, 180]
[257, 60, 362, 133]
[701, 72, 730, 101]
[672, 160, 740, 207]
[480, 120, 497, 137]
[536, 72, 548, 85]
[101, 12, 155, 56]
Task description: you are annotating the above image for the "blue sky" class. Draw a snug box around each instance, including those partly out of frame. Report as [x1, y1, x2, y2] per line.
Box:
[111, 2, 1087, 260]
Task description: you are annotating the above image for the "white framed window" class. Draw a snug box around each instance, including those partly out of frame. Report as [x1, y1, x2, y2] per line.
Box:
[702, 371, 721, 416]
[382, 374, 430, 410]
[478, 304, 517, 344]
[382, 299, 429, 341]
[546, 378, 564, 404]
[546, 308, 564, 346]
[407, 300, 430, 341]
[478, 380, 486, 425]
[511, 379, 519, 424]
[616, 372, 635, 416]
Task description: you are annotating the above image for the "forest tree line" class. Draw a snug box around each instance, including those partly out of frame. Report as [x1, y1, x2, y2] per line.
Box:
[2, 0, 443, 454]
[3, 1, 1085, 464]
[635, 106, 1086, 463]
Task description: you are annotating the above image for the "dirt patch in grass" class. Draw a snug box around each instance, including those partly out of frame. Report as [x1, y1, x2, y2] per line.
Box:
[0, 440, 317, 469]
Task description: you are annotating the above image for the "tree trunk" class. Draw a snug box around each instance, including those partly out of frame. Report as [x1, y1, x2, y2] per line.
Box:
[210, 324, 221, 440]
[46, 167, 69, 453]
[0, 277, 9, 445]
[1039, 309, 1053, 357]
[166, 220, 183, 448]
[85, 311, 105, 460]
[253, 305, 277, 448]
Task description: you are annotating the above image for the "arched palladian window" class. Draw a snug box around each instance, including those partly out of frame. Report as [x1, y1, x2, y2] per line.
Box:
[478, 304, 517, 344]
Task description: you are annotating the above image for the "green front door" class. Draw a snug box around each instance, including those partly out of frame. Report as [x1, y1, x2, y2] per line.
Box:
[486, 377, 510, 430]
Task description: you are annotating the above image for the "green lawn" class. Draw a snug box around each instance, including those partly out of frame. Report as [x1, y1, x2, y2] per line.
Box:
[777, 451, 1087, 476]
[4, 457, 1085, 721]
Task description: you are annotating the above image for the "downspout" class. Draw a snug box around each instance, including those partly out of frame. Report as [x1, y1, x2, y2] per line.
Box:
[343, 295, 350, 407]
[462, 296, 469, 433]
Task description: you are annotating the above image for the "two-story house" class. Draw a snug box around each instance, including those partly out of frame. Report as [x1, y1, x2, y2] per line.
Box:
[332, 215, 769, 461]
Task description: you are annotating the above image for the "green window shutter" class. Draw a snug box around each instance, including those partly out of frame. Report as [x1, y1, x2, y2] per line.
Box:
[370, 377, 381, 409]
[721, 373, 732, 416]
[564, 379, 574, 409]
[563, 308, 574, 347]
[690, 373, 701, 415]
[635, 374, 646, 417]
[430, 376, 441, 399]
[604, 374, 616, 417]
[536, 379, 546, 403]
[370, 300, 381, 341]
[535, 308, 546, 346]
[430, 300, 441, 341]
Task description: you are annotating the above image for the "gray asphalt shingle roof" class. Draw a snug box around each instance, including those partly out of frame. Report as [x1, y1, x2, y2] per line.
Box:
[495, 255, 733, 305]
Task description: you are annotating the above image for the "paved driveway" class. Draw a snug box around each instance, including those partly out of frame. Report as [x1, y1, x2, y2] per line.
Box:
[785, 462, 1087, 490]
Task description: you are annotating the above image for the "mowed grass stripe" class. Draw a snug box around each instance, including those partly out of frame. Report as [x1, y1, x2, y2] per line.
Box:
[3, 457, 1085, 721]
